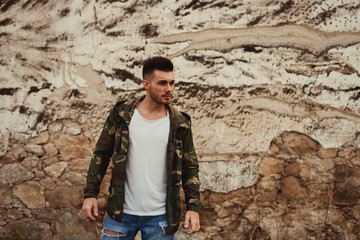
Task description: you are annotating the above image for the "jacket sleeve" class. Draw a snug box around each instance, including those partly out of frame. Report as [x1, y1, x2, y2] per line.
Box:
[181, 118, 202, 213]
[83, 105, 117, 198]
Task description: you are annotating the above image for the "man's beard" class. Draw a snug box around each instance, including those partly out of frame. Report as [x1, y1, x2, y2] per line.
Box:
[150, 92, 172, 105]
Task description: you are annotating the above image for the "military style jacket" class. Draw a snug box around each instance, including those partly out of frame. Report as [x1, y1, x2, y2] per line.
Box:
[83, 96, 201, 234]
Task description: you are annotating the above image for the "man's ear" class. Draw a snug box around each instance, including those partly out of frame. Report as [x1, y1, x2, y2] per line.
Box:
[143, 79, 149, 90]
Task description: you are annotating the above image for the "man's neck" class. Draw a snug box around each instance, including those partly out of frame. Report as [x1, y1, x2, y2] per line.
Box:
[136, 97, 167, 120]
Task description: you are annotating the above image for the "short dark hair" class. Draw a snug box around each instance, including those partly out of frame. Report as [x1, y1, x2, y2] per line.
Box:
[142, 56, 174, 79]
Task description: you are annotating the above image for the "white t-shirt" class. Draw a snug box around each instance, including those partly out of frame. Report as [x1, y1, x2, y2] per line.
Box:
[123, 109, 170, 215]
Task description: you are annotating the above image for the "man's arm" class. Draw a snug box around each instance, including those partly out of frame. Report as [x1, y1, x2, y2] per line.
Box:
[82, 106, 117, 220]
[181, 119, 201, 233]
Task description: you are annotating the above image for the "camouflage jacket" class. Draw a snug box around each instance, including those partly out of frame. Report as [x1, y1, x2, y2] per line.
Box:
[83, 96, 201, 234]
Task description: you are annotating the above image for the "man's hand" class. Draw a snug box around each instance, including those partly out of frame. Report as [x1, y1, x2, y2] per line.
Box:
[184, 210, 200, 234]
[82, 198, 98, 221]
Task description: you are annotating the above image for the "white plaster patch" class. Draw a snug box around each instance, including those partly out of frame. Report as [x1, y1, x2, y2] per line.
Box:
[0, 111, 39, 134]
[200, 161, 259, 193]
[312, 118, 360, 149]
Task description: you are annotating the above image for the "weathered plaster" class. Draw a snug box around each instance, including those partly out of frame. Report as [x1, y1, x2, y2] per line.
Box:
[1, 0, 360, 238]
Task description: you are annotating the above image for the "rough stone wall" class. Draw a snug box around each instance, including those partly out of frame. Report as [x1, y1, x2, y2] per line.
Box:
[1, 1, 360, 239]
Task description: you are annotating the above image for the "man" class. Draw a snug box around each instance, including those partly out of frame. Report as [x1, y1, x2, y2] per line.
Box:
[82, 56, 201, 239]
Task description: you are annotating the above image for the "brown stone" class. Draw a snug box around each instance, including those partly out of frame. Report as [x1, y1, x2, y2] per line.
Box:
[43, 156, 59, 166]
[33, 168, 46, 178]
[55, 135, 92, 161]
[243, 203, 258, 222]
[334, 157, 347, 165]
[338, 146, 356, 158]
[324, 207, 346, 225]
[257, 176, 278, 191]
[6, 209, 23, 221]
[285, 161, 301, 176]
[257, 190, 278, 202]
[30, 208, 59, 223]
[46, 186, 82, 208]
[258, 157, 284, 176]
[66, 125, 82, 135]
[232, 218, 255, 240]
[317, 148, 337, 159]
[280, 131, 320, 156]
[214, 205, 230, 218]
[44, 161, 68, 178]
[0, 155, 16, 164]
[317, 158, 335, 172]
[39, 177, 56, 190]
[29, 131, 49, 145]
[48, 122, 63, 133]
[281, 176, 307, 200]
[0, 183, 12, 206]
[350, 155, 360, 166]
[3, 218, 52, 240]
[215, 216, 232, 227]
[83, 129, 95, 142]
[62, 171, 86, 185]
[0, 163, 34, 186]
[24, 144, 45, 157]
[21, 156, 39, 169]
[43, 142, 58, 157]
[222, 200, 234, 208]
[54, 211, 96, 240]
[69, 158, 90, 172]
[175, 230, 207, 240]
[13, 181, 45, 208]
[333, 165, 360, 205]
[12, 145, 28, 161]
[268, 142, 280, 155]
[231, 206, 243, 216]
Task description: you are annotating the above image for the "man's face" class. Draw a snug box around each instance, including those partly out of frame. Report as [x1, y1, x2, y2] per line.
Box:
[144, 70, 175, 105]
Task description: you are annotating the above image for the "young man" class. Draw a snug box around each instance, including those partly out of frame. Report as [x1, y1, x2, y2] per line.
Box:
[82, 56, 201, 239]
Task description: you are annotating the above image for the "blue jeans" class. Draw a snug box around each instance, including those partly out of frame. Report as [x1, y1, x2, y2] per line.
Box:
[101, 213, 174, 240]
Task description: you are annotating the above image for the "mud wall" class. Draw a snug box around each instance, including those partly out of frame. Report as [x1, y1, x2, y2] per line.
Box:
[0, 1, 360, 239]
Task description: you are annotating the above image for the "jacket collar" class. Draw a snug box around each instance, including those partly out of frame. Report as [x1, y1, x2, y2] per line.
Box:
[118, 95, 189, 129]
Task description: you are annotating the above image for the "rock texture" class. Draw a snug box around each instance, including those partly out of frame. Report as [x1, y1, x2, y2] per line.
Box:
[1, 0, 360, 239]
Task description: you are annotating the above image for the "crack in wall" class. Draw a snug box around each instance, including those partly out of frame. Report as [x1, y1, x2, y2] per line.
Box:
[240, 97, 360, 123]
[154, 24, 360, 58]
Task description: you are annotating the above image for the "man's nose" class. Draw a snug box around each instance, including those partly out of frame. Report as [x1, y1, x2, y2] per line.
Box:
[165, 84, 172, 91]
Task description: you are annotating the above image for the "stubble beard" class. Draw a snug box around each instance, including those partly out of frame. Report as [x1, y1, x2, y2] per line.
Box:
[150, 91, 172, 106]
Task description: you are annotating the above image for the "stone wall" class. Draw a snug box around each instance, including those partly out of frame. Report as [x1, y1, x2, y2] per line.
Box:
[1, 1, 360, 239]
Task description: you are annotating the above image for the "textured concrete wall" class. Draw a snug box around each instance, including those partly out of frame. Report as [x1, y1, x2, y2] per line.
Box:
[0, 1, 360, 239]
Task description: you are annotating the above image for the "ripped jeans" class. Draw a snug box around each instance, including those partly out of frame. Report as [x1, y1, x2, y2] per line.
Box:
[101, 213, 174, 240]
